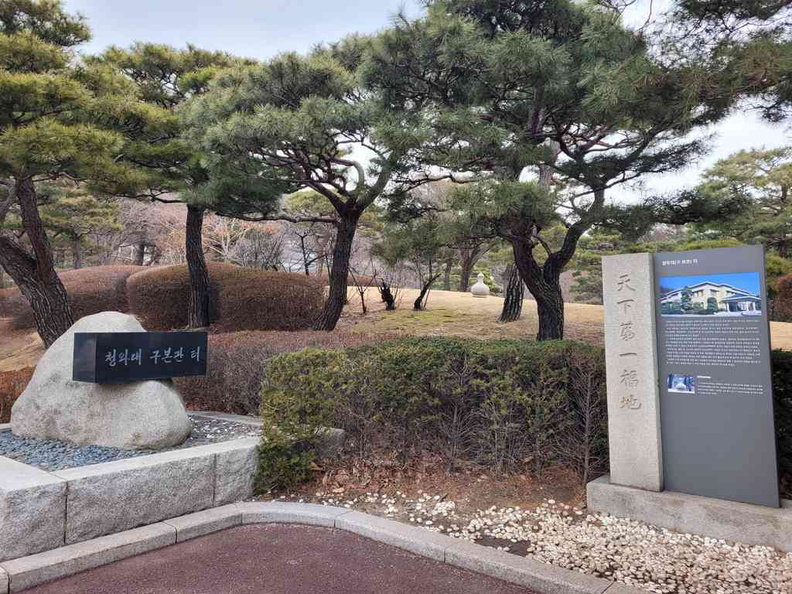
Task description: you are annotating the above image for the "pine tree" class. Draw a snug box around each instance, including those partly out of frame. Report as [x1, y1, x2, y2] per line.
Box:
[0, 0, 138, 345]
[92, 43, 276, 328]
[183, 46, 425, 330]
[695, 147, 792, 256]
[362, 0, 733, 340]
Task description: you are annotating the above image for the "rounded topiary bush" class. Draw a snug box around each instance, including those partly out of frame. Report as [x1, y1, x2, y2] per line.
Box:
[126, 262, 232, 330]
[127, 263, 325, 331]
[0, 266, 142, 328]
[773, 274, 792, 322]
[214, 268, 324, 331]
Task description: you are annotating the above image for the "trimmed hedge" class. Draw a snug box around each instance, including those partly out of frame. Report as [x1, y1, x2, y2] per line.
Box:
[126, 263, 324, 331]
[257, 338, 792, 495]
[174, 330, 392, 415]
[214, 269, 324, 332]
[772, 349, 792, 497]
[773, 274, 792, 322]
[126, 263, 227, 330]
[0, 266, 141, 328]
[257, 338, 609, 491]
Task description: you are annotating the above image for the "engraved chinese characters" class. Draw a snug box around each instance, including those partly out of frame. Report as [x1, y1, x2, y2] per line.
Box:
[602, 254, 663, 492]
[616, 274, 641, 410]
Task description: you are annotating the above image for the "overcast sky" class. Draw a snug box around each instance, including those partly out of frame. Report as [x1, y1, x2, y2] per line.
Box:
[64, 0, 790, 203]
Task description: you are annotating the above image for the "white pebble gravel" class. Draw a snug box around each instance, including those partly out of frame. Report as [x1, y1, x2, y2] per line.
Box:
[289, 492, 792, 594]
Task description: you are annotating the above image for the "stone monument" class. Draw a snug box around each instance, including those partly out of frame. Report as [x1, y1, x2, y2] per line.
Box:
[589, 248, 792, 552]
[11, 312, 192, 450]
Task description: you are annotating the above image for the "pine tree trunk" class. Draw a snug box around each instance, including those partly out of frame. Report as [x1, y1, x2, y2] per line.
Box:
[499, 264, 524, 323]
[512, 239, 565, 341]
[535, 286, 564, 340]
[0, 176, 74, 346]
[414, 272, 441, 310]
[458, 257, 474, 292]
[72, 236, 83, 269]
[442, 258, 452, 291]
[186, 205, 210, 328]
[134, 242, 146, 266]
[314, 213, 358, 331]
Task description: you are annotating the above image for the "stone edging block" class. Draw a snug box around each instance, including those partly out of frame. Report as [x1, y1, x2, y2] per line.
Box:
[0, 567, 7, 594]
[0, 458, 66, 562]
[163, 506, 242, 543]
[336, 510, 451, 562]
[0, 523, 175, 593]
[0, 502, 649, 594]
[238, 501, 350, 527]
[445, 538, 609, 594]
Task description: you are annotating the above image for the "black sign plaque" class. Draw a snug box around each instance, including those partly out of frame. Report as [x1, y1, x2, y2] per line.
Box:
[73, 332, 208, 384]
[653, 246, 779, 507]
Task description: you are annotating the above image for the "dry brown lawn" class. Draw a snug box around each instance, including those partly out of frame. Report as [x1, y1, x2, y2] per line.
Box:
[339, 287, 792, 350]
[1, 287, 791, 372]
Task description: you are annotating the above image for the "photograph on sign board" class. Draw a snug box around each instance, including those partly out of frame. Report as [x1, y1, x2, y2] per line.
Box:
[658, 272, 762, 317]
[667, 373, 695, 394]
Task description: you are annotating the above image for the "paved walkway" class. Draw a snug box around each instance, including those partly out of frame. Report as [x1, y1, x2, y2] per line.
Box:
[21, 524, 536, 594]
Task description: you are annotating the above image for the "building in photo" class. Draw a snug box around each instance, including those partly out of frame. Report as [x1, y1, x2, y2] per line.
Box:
[658, 273, 762, 317]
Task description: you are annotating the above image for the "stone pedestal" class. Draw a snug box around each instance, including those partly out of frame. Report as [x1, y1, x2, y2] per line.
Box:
[588, 476, 792, 552]
[601, 254, 662, 492]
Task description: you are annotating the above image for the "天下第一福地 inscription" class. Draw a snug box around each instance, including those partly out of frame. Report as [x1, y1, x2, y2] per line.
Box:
[616, 274, 641, 411]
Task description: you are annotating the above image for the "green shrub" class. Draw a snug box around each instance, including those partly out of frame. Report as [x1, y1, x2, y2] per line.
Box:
[257, 338, 792, 496]
[0, 266, 141, 328]
[257, 338, 608, 491]
[174, 330, 391, 416]
[258, 349, 349, 491]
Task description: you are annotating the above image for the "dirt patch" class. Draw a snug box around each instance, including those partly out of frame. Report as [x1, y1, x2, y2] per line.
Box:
[277, 455, 586, 517]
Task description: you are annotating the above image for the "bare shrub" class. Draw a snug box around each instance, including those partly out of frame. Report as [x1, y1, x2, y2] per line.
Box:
[174, 330, 392, 416]
[552, 346, 609, 483]
[0, 367, 34, 423]
[1, 266, 142, 328]
[773, 274, 792, 321]
[127, 263, 323, 331]
[214, 269, 324, 331]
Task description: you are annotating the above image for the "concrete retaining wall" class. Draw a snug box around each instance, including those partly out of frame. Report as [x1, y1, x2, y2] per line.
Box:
[0, 426, 259, 562]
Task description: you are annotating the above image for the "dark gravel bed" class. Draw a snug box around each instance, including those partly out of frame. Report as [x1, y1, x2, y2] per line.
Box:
[0, 416, 260, 471]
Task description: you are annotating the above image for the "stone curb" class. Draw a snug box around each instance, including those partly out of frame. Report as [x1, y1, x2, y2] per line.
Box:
[0, 502, 648, 594]
[0, 523, 175, 593]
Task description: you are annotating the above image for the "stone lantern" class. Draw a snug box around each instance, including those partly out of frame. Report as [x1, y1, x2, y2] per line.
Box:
[471, 273, 490, 298]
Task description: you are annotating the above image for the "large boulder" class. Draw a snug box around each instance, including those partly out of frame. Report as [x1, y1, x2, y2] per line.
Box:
[11, 312, 192, 450]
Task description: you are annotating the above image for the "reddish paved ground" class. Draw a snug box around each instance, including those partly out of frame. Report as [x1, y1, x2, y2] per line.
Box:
[22, 524, 537, 594]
